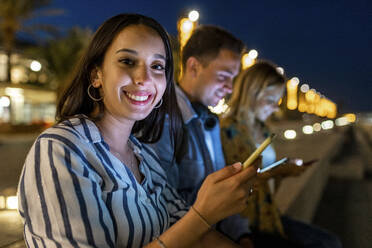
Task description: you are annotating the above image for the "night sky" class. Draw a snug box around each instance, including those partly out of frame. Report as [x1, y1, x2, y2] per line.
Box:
[32, 0, 372, 113]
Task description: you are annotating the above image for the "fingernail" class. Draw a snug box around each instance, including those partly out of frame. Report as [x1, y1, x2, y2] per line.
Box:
[233, 162, 242, 170]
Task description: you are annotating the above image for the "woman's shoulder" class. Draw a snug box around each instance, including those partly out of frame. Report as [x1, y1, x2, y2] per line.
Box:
[219, 116, 236, 128]
[37, 115, 99, 147]
[220, 117, 246, 140]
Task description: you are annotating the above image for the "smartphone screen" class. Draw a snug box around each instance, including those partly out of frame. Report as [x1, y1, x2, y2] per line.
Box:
[302, 159, 319, 166]
[257, 157, 288, 173]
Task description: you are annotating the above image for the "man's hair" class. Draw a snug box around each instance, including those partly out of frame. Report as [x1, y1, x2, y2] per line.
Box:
[181, 25, 245, 69]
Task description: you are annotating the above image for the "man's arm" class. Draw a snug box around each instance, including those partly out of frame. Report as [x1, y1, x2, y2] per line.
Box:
[149, 116, 180, 188]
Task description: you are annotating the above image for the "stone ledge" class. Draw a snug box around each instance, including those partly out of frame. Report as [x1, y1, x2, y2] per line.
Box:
[272, 130, 345, 222]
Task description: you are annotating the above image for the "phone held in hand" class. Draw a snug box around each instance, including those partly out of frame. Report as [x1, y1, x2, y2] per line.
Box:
[303, 159, 319, 166]
[257, 157, 288, 173]
[243, 133, 276, 170]
[292, 158, 319, 166]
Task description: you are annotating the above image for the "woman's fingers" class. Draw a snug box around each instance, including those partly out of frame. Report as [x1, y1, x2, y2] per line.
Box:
[194, 158, 261, 223]
[208, 162, 243, 183]
[228, 158, 259, 184]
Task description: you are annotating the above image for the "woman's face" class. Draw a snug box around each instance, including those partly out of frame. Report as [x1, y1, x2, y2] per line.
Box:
[254, 84, 284, 122]
[92, 24, 167, 123]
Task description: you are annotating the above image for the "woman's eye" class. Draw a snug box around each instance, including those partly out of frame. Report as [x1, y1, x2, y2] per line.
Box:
[151, 64, 165, 71]
[119, 58, 134, 66]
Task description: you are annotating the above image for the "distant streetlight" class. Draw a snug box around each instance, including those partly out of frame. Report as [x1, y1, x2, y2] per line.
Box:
[0, 96, 10, 107]
[242, 54, 254, 69]
[30, 60, 42, 72]
[180, 18, 193, 33]
[335, 117, 349, 126]
[302, 125, 314, 134]
[178, 17, 195, 50]
[300, 84, 309, 93]
[284, 130, 297, 139]
[6, 196, 18, 210]
[188, 10, 199, 22]
[248, 49, 258, 59]
[0, 196, 5, 209]
[5, 87, 24, 97]
[313, 122, 321, 132]
[276, 67, 284, 75]
[344, 113, 356, 123]
[305, 89, 316, 102]
[287, 77, 299, 110]
[289, 77, 299, 87]
[321, 120, 334, 130]
[241, 49, 259, 69]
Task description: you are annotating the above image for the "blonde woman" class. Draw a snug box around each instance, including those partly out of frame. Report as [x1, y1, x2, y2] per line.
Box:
[220, 61, 342, 248]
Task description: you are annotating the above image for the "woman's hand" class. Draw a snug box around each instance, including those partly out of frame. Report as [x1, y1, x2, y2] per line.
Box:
[193, 159, 259, 225]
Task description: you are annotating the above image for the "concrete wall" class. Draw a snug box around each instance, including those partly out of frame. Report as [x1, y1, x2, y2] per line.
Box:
[270, 122, 346, 222]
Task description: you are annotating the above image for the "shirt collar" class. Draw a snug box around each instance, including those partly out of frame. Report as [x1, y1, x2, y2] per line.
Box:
[67, 115, 103, 143]
[66, 115, 143, 150]
[175, 85, 198, 124]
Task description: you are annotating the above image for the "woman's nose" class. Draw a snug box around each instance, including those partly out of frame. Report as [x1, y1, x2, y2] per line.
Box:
[133, 65, 149, 85]
[272, 105, 280, 112]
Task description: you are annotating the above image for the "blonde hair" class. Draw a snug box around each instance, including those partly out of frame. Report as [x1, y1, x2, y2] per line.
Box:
[225, 60, 286, 124]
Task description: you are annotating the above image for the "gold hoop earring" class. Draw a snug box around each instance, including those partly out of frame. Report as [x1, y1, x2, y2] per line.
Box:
[87, 84, 103, 101]
[154, 98, 163, 109]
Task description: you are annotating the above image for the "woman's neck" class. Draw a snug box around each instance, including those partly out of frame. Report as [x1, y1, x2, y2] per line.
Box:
[239, 112, 266, 142]
[96, 112, 143, 183]
[96, 112, 134, 152]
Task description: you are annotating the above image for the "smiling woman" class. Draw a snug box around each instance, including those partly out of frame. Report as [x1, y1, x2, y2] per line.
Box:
[55, 14, 180, 145]
[92, 24, 167, 124]
[17, 13, 258, 248]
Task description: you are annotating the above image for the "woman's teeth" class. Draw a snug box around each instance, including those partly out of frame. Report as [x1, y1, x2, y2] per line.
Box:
[126, 92, 149, 101]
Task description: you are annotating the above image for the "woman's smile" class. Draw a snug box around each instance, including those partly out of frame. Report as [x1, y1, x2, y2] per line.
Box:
[124, 90, 154, 105]
[94, 24, 167, 122]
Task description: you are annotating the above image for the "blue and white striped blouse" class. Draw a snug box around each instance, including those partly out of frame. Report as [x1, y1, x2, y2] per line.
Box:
[17, 116, 188, 248]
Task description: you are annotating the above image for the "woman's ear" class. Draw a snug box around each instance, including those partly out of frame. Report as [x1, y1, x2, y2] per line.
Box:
[90, 67, 102, 88]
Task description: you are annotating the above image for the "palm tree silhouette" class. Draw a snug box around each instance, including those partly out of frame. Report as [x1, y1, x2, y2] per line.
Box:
[0, 0, 62, 82]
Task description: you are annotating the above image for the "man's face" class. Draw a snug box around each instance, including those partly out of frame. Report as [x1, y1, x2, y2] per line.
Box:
[195, 49, 241, 107]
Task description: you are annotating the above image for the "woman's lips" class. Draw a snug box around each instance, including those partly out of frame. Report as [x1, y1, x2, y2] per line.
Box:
[124, 91, 153, 105]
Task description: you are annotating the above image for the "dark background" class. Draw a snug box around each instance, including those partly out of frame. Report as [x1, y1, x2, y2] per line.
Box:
[29, 0, 372, 113]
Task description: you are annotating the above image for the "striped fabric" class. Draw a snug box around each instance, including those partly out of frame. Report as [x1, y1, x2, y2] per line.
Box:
[17, 115, 188, 248]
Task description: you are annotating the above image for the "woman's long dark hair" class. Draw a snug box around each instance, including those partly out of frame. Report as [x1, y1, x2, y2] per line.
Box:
[56, 13, 182, 146]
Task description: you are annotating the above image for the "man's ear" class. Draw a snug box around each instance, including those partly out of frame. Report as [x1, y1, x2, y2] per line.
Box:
[185, 57, 202, 78]
[90, 67, 102, 88]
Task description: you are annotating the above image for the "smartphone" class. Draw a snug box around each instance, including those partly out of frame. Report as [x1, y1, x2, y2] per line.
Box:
[243, 133, 276, 169]
[302, 159, 319, 166]
[257, 157, 288, 173]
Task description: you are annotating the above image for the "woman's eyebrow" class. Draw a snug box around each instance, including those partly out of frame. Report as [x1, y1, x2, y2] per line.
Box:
[154, 54, 166, 61]
[115, 48, 166, 61]
[116, 48, 137, 54]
